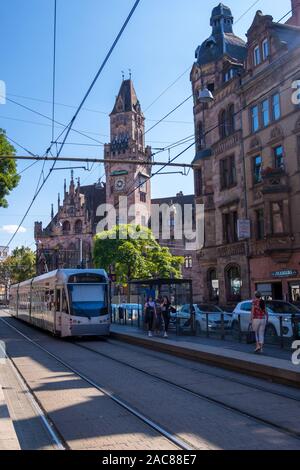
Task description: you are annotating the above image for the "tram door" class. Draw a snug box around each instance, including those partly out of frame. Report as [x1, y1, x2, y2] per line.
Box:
[60, 288, 71, 337]
[55, 288, 70, 336]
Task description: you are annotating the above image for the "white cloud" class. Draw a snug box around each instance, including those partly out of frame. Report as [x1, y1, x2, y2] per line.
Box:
[1, 225, 27, 234]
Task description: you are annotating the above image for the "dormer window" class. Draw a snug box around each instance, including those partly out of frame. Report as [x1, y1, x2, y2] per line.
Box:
[254, 46, 261, 66]
[262, 38, 270, 61]
[224, 68, 236, 83]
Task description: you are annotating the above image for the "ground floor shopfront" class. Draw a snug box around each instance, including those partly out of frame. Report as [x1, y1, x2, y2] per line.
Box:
[250, 254, 300, 302]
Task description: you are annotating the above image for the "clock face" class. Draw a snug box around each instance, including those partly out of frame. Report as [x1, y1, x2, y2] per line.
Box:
[115, 178, 126, 192]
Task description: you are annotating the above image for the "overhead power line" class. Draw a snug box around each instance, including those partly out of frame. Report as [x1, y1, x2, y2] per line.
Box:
[0, 155, 194, 169]
[4, 0, 142, 249]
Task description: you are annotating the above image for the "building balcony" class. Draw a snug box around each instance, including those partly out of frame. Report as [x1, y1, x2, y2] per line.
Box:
[261, 167, 290, 194]
[250, 235, 294, 262]
[212, 130, 242, 157]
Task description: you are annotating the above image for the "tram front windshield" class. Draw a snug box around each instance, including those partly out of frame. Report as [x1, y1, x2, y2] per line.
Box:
[68, 284, 107, 317]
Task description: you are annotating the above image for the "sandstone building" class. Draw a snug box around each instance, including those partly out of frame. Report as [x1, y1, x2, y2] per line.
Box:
[191, 2, 300, 305]
[35, 80, 198, 294]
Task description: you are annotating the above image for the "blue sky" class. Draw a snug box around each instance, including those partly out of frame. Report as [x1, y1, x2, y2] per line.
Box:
[0, 0, 292, 251]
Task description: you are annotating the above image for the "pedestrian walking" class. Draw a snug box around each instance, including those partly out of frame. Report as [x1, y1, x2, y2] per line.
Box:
[161, 296, 171, 338]
[144, 297, 156, 337]
[155, 297, 163, 336]
[251, 291, 268, 353]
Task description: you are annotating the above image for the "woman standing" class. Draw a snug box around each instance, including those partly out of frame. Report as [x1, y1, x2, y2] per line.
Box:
[251, 291, 268, 353]
[144, 297, 156, 338]
[161, 296, 171, 338]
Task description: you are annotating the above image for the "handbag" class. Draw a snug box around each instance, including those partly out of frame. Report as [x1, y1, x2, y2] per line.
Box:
[246, 324, 256, 344]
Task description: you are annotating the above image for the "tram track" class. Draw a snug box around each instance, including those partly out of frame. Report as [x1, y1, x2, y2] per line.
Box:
[72, 340, 300, 442]
[0, 316, 193, 451]
[105, 338, 300, 403]
[1, 312, 300, 449]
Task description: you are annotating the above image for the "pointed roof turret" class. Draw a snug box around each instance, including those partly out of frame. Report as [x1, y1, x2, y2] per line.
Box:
[111, 79, 142, 115]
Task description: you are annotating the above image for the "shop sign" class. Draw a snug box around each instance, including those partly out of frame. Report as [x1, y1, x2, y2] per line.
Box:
[237, 219, 251, 240]
[271, 270, 298, 279]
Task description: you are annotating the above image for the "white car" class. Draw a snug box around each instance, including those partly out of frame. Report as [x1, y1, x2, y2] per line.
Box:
[177, 304, 232, 334]
[231, 300, 300, 340]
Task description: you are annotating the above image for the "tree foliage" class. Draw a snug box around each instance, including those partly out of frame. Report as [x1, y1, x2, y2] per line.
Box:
[1, 246, 36, 284]
[0, 129, 20, 207]
[93, 224, 183, 285]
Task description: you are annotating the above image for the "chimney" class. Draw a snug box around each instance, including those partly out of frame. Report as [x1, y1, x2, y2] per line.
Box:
[286, 0, 300, 26]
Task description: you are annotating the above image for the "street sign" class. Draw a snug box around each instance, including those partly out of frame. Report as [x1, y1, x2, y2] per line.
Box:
[271, 269, 298, 278]
[237, 219, 251, 240]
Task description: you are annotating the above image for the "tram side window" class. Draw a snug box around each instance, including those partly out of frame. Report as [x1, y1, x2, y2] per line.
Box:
[45, 290, 55, 310]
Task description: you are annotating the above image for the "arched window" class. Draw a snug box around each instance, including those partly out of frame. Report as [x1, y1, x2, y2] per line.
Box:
[207, 269, 219, 301]
[226, 265, 242, 301]
[227, 104, 235, 135]
[184, 256, 193, 269]
[68, 243, 78, 268]
[219, 110, 227, 139]
[75, 220, 83, 234]
[62, 221, 70, 234]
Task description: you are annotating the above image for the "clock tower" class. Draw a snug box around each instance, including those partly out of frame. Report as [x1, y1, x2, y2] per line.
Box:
[104, 79, 152, 226]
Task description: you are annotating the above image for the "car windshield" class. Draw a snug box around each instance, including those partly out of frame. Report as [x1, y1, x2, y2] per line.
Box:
[68, 284, 107, 317]
[266, 301, 300, 314]
[197, 304, 223, 313]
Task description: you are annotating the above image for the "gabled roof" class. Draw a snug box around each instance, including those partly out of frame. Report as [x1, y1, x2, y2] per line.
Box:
[111, 79, 142, 115]
[247, 10, 300, 51]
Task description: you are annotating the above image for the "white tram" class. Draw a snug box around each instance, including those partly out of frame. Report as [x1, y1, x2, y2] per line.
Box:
[9, 269, 110, 337]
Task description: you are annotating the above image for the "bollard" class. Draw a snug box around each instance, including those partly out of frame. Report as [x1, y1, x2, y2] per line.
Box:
[279, 316, 284, 349]
[221, 313, 225, 341]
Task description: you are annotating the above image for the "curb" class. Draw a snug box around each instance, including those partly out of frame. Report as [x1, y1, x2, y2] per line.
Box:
[0, 378, 20, 450]
[110, 331, 300, 389]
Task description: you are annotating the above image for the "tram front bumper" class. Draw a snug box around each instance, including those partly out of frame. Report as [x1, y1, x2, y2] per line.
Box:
[69, 323, 110, 337]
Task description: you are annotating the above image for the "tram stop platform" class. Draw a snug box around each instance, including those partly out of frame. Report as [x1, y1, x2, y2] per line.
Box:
[0, 375, 20, 450]
[110, 325, 300, 389]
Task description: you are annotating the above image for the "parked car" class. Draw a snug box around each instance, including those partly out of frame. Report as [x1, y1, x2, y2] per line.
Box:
[231, 300, 300, 340]
[177, 304, 232, 334]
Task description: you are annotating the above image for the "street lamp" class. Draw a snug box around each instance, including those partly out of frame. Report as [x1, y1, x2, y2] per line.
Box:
[198, 87, 214, 104]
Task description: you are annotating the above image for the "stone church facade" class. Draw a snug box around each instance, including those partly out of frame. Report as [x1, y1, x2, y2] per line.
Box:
[35, 79, 199, 298]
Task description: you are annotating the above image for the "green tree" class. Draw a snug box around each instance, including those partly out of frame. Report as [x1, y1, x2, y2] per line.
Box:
[0, 129, 20, 207]
[2, 246, 36, 284]
[93, 224, 183, 285]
